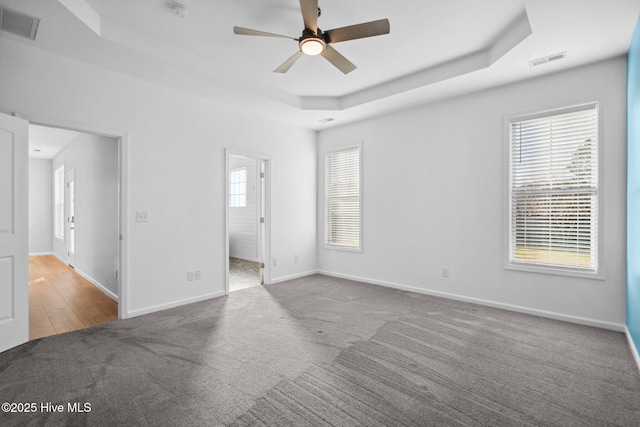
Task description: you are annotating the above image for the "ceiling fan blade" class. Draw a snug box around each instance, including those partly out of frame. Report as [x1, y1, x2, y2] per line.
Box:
[321, 45, 356, 74]
[274, 51, 304, 73]
[299, 0, 318, 33]
[233, 26, 297, 40]
[324, 19, 390, 44]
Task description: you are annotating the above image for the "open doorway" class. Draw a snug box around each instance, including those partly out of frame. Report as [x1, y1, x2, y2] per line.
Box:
[28, 124, 120, 339]
[226, 151, 269, 293]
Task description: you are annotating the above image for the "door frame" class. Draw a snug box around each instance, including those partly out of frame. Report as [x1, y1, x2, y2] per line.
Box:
[258, 159, 266, 284]
[23, 113, 130, 320]
[64, 168, 76, 267]
[225, 149, 271, 294]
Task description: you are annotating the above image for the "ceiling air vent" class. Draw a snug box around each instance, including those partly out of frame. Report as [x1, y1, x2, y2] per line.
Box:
[529, 52, 566, 67]
[0, 7, 40, 40]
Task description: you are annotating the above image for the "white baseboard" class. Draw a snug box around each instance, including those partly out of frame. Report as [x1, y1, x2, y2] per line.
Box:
[317, 270, 626, 332]
[269, 270, 318, 285]
[74, 268, 118, 302]
[126, 290, 227, 319]
[30, 252, 120, 306]
[52, 252, 66, 264]
[29, 251, 53, 257]
[626, 327, 640, 374]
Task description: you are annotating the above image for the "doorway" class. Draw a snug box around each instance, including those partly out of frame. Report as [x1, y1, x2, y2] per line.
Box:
[28, 123, 122, 339]
[226, 151, 270, 293]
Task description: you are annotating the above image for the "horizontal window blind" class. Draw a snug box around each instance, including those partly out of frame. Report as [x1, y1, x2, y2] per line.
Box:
[325, 146, 361, 249]
[509, 104, 598, 271]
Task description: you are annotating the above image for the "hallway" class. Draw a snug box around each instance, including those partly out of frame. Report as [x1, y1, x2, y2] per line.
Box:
[29, 255, 118, 340]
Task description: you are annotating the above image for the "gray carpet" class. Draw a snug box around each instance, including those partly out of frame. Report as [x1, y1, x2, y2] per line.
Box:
[229, 257, 261, 292]
[1, 275, 639, 426]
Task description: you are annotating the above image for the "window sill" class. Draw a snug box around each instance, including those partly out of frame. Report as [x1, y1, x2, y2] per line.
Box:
[505, 262, 604, 281]
[323, 244, 362, 253]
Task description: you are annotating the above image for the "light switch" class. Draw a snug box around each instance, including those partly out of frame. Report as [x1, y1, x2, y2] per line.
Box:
[136, 211, 149, 222]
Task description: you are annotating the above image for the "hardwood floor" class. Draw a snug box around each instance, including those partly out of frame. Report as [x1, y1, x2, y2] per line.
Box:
[29, 255, 118, 340]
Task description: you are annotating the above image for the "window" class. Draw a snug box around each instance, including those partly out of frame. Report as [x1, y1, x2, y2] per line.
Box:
[507, 103, 599, 275]
[54, 167, 65, 239]
[229, 167, 247, 208]
[325, 145, 361, 251]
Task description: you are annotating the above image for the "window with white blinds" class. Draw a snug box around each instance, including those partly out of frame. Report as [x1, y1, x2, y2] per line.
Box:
[325, 145, 361, 251]
[508, 103, 599, 273]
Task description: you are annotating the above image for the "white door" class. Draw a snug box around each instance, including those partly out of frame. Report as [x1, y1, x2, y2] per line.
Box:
[258, 160, 265, 284]
[65, 169, 76, 267]
[0, 113, 29, 353]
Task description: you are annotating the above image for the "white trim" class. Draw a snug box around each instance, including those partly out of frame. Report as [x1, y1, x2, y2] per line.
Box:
[318, 269, 626, 332]
[54, 165, 65, 240]
[626, 327, 640, 374]
[118, 134, 129, 319]
[16, 113, 129, 320]
[503, 101, 603, 280]
[64, 168, 76, 266]
[52, 251, 67, 264]
[504, 263, 605, 281]
[127, 291, 226, 318]
[269, 270, 319, 285]
[322, 143, 363, 252]
[28, 251, 54, 257]
[74, 268, 118, 302]
[225, 149, 272, 294]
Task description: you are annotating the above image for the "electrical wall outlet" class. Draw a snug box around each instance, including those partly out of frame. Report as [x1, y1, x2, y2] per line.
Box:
[187, 271, 195, 281]
[272, 258, 278, 267]
[194, 270, 201, 280]
[442, 267, 449, 278]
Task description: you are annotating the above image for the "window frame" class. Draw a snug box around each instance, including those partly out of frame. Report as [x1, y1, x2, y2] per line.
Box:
[504, 102, 604, 280]
[54, 166, 65, 240]
[229, 167, 247, 208]
[323, 143, 363, 253]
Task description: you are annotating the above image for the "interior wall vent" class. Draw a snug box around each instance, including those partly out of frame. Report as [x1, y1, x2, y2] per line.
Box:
[529, 51, 566, 67]
[0, 7, 40, 40]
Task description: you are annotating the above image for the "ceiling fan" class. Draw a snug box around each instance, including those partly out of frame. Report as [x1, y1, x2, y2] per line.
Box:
[233, 0, 390, 74]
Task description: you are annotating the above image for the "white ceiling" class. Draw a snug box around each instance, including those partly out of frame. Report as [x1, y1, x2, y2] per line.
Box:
[2, 0, 639, 130]
[28, 124, 78, 159]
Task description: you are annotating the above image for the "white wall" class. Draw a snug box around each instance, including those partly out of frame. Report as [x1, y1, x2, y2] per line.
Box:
[52, 132, 119, 297]
[0, 38, 317, 317]
[229, 156, 259, 261]
[28, 158, 53, 254]
[318, 57, 627, 327]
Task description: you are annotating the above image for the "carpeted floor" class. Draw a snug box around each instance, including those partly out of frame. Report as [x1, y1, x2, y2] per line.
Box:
[1, 275, 639, 426]
[229, 257, 261, 292]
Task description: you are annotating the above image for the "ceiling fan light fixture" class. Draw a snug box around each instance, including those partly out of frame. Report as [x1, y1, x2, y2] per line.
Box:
[300, 37, 325, 56]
